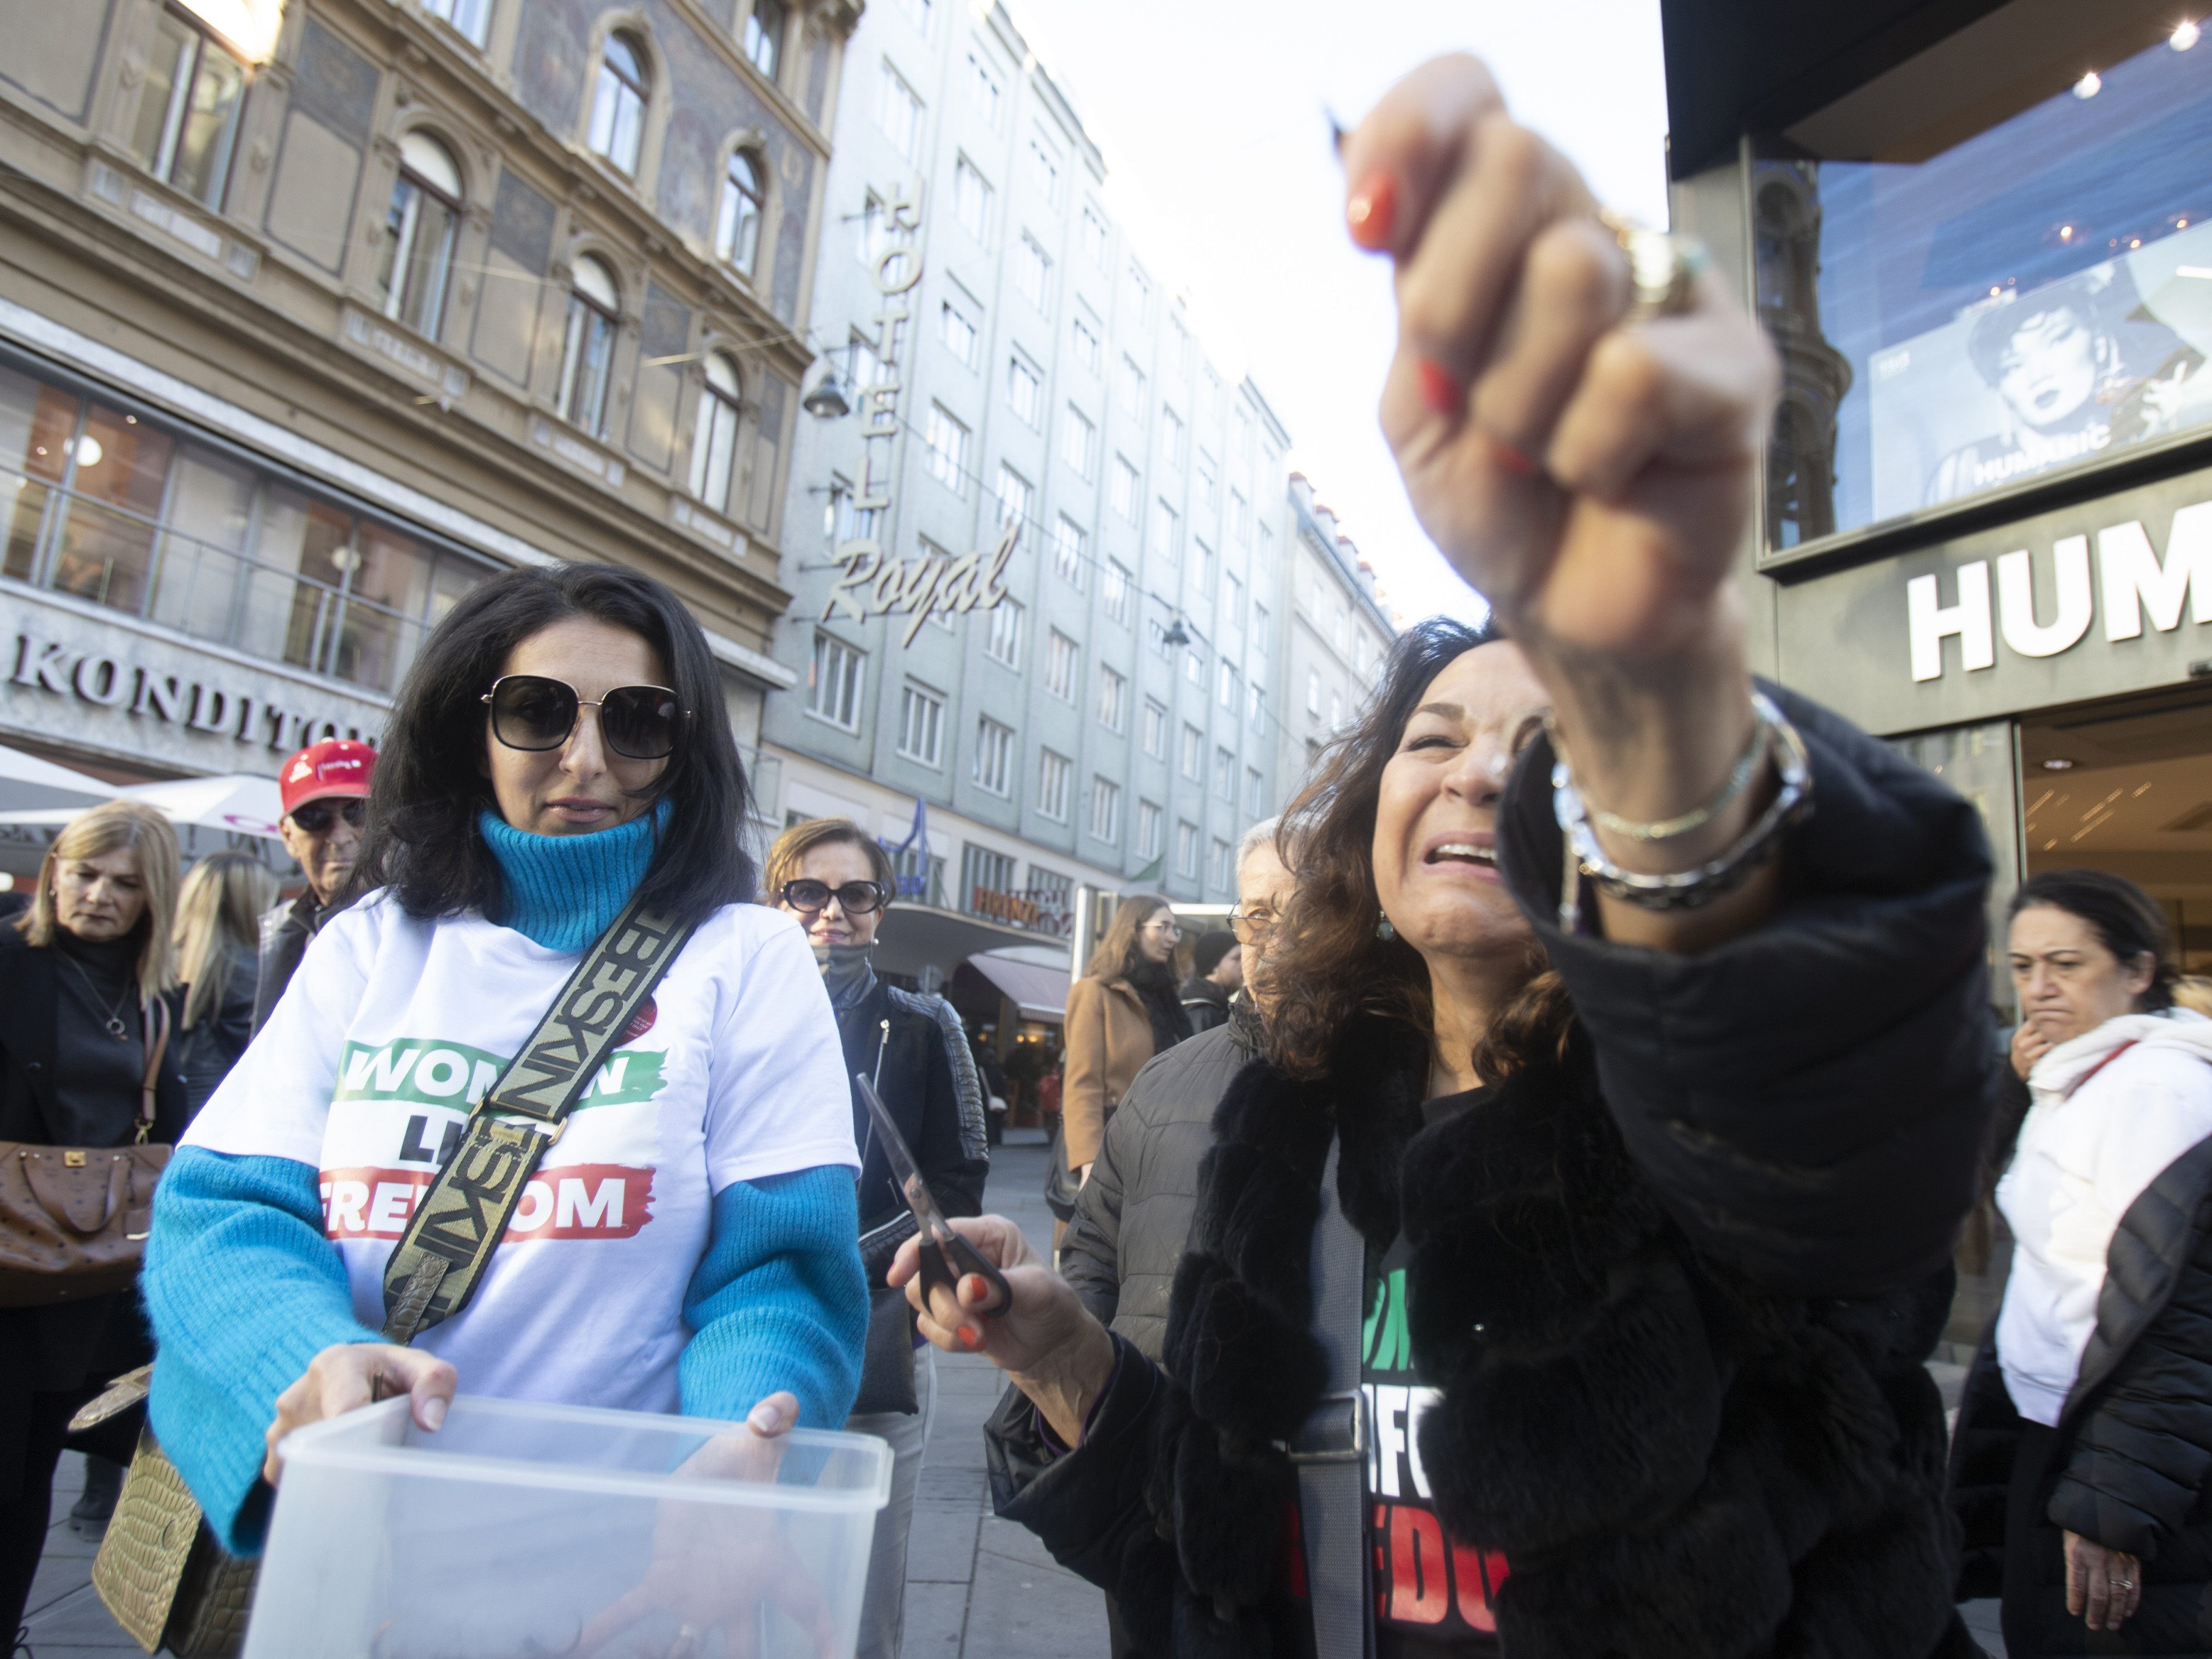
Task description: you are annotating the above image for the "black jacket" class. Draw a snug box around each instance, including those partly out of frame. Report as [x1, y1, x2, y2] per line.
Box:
[837, 975, 989, 1231]
[252, 890, 328, 1035]
[0, 929, 191, 1488]
[986, 687, 1999, 1659]
[1061, 1009, 1260, 1360]
[176, 941, 258, 1114]
[1179, 976, 1232, 1037]
[1949, 1136, 2212, 1656]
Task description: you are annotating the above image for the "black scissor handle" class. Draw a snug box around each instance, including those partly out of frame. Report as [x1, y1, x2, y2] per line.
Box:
[916, 1223, 1011, 1319]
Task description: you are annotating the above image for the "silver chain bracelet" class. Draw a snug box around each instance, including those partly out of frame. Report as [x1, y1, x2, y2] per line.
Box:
[1552, 690, 1813, 931]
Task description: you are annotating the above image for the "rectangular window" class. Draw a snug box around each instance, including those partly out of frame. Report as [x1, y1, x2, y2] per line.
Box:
[938, 300, 977, 366]
[1167, 317, 1190, 386]
[1060, 406, 1094, 478]
[898, 0, 932, 34]
[854, 194, 890, 267]
[994, 464, 1032, 532]
[1090, 776, 1121, 843]
[973, 716, 1015, 795]
[1096, 663, 1127, 730]
[1104, 558, 1132, 623]
[1138, 799, 1163, 859]
[1176, 820, 1198, 879]
[1053, 515, 1087, 586]
[1149, 618, 1172, 659]
[1195, 450, 1218, 506]
[1028, 137, 1060, 204]
[961, 843, 1017, 910]
[1071, 315, 1102, 376]
[1217, 658, 1237, 709]
[1159, 407, 1183, 468]
[1184, 648, 1203, 686]
[1192, 537, 1212, 592]
[1224, 568, 1243, 633]
[1214, 746, 1235, 801]
[1229, 489, 1251, 545]
[1006, 355, 1042, 426]
[876, 61, 922, 159]
[1245, 766, 1265, 815]
[1036, 749, 1071, 820]
[1118, 356, 1146, 419]
[1331, 690, 1345, 729]
[1210, 836, 1233, 890]
[807, 632, 864, 730]
[129, 9, 247, 211]
[1015, 235, 1051, 309]
[898, 682, 944, 764]
[1257, 520, 1273, 565]
[1150, 497, 1178, 561]
[924, 404, 969, 493]
[422, 0, 493, 44]
[1249, 681, 1266, 734]
[1181, 723, 1203, 781]
[1307, 668, 1322, 717]
[965, 50, 1000, 126]
[1141, 698, 1167, 758]
[953, 157, 992, 238]
[846, 326, 890, 394]
[1127, 259, 1151, 317]
[1110, 455, 1139, 520]
[984, 595, 1023, 666]
[1045, 628, 1078, 701]
[1082, 205, 1109, 268]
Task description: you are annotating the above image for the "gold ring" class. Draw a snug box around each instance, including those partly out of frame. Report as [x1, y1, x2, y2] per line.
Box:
[1598, 209, 1710, 325]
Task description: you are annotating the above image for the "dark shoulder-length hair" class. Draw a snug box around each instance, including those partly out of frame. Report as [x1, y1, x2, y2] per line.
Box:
[1262, 615, 1567, 1082]
[2008, 867, 2178, 1012]
[355, 563, 755, 928]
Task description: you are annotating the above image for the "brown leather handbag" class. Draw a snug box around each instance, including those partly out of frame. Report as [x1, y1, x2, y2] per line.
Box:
[0, 994, 171, 1306]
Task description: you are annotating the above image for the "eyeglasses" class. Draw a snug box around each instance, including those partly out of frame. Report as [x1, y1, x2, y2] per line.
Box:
[780, 879, 888, 916]
[482, 676, 687, 761]
[289, 798, 367, 833]
[1226, 909, 1275, 943]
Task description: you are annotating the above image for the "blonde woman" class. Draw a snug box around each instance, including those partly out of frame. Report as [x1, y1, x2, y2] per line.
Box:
[1058, 896, 1187, 1243]
[2, 800, 187, 1637]
[173, 851, 280, 1113]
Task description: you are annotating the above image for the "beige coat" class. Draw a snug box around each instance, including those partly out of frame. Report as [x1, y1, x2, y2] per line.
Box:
[1060, 974, 1157, 1170]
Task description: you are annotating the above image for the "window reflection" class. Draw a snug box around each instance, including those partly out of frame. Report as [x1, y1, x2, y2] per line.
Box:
[1757, 29, 2212, 547]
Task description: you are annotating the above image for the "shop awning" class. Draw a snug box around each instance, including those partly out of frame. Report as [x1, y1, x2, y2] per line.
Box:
[966, 947, 1073, 1023]
[872, 903, 1066, 983]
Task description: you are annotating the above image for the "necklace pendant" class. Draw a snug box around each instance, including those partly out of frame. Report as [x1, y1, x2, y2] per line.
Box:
[105, 1017, 128, 1040]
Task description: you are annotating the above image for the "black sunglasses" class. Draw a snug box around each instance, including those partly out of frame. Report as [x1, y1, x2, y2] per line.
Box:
[482, 675, 687, 761]
[779, 879, 888, 916]
[288, 798, 366, 833]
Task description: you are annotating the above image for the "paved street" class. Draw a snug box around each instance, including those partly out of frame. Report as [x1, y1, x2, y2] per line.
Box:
[19, 1133, 1999, 1659]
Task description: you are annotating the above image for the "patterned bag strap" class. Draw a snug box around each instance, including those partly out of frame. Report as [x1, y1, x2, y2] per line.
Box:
[379, 898, 696, 1344]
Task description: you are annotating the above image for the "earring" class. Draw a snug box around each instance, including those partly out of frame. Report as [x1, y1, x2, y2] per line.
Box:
[1376, 907, 1396, 941]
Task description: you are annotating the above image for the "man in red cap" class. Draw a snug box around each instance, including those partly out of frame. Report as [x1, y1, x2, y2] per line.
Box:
[253, 737, 376, 1031]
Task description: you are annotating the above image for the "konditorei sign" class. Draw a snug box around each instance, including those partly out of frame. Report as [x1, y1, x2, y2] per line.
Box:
[820, 178, 1014, 645]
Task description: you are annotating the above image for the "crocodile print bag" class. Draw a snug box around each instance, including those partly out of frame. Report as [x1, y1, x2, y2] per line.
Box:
[90, 1419, 252, 1658]
[0, 997, 170, 1305]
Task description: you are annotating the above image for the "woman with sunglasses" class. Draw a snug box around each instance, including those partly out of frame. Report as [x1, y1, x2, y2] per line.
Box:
[765, 817, 987, 1659]
[1057, 897, 1190, 1248]
[143, 565, 867, 1573]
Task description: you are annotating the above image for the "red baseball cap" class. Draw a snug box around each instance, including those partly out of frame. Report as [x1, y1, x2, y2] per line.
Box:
[280, 738, 377, 819]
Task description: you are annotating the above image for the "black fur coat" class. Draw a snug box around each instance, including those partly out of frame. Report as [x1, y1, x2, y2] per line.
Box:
[989, 689, 2003, 1658]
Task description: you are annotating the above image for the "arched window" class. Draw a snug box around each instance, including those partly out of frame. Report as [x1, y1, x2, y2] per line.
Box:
[716, 151, 763, 275]
[744, 0, 785, 80]
[557, 255, 620, 435]
[379, 132, 462, 339]
[588, 31, 648, 175]
[689, 353, 743, 514]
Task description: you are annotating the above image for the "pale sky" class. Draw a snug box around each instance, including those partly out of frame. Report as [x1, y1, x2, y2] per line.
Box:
[993, 0, 1671, 625]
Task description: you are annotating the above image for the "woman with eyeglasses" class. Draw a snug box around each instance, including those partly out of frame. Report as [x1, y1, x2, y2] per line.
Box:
[765, 817, 987, 1659]
[1057, 897, 1190, 1247]
[143, 566, 867, 1593]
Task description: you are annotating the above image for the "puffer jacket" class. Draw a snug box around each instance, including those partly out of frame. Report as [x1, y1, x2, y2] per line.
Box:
[1060, 1006, 1260, 1359]
[1950, 1029, 2212, 1656]
[988, 687, 2000, 1659]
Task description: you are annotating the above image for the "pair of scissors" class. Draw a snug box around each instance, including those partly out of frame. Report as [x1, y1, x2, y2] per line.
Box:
[856, 1074, 1010, 1319]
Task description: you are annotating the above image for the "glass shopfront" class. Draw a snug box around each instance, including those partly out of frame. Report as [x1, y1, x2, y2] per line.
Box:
[1759, 21, 2212, 548]
[0, 354, 488, 695]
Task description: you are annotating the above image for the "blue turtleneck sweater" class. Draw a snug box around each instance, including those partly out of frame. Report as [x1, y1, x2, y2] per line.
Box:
[140, 799, 867, 1555]
[478, 801, 668, 951]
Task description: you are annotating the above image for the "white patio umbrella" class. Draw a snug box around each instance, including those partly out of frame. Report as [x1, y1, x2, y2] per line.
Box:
[0, 772, 289, 859]
[0, 740, 117, 813]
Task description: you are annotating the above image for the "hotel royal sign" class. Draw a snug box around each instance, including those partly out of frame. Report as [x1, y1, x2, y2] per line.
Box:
[820, 179, 1015, 647]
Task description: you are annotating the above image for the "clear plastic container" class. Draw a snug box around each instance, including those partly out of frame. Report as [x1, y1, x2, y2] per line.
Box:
[246, 1395, 893, 1659]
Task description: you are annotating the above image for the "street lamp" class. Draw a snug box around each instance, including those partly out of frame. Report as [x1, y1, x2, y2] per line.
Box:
[1163, 616, 1192, 649]
[802, 364, 851, 420]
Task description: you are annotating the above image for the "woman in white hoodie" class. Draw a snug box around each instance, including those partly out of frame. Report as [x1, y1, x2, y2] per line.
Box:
[1949, 869, 2212, 1657]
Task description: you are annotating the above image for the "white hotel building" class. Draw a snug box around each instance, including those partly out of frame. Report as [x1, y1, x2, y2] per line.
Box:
[763, 0, 1313, 991]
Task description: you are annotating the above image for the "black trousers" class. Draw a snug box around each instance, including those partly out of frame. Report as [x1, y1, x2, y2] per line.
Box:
[0, 1389, 84, 1639]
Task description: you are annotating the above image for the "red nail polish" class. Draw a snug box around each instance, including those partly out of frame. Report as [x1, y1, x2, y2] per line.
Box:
[1488, 434, 1539, 477]
[1347, 171, 1396, 250]
[1417, 359, 1465, 416]
[958, 1327, 980, 1348]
